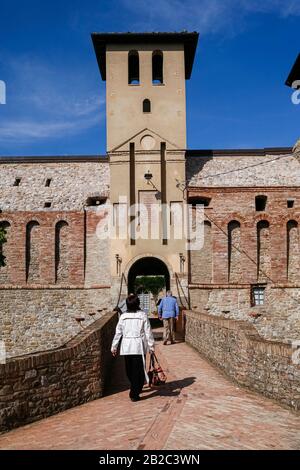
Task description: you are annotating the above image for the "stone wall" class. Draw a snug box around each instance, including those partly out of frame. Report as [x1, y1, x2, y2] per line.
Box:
[0, 288, 111, 358]
[0, 311, 118, 434]
[0, 159, 110, 211]
[185, 310, 300, 410]
[189, 286, 300, 342]
[186, 150, 298, 187]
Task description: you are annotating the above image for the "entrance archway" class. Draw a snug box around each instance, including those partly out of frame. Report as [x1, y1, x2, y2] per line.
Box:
[127, 256, 170, 294]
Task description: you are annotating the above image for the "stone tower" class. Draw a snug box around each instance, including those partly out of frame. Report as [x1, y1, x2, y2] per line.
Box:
[92, 32, 199, 297]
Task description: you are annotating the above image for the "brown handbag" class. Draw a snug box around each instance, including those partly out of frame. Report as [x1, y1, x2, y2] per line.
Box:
[148, 352, 167, 386]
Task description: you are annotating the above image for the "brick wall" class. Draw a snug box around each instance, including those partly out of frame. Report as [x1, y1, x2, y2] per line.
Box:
[188, 186, 300, 341]
[0, 211, 85, 287]
[85, 206, 111, 287]
[190, 221, 212, 283]
[0, 209, 112, 357]
[185, 310, 300, 410]
[188, 187, 300, 285]
[0, 311, 118, 434]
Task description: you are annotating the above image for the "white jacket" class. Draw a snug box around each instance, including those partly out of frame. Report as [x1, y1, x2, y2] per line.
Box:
[111, 310, 155, 356]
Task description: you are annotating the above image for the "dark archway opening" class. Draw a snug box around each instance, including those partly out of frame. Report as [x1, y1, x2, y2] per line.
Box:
[128, 256, 170, 294]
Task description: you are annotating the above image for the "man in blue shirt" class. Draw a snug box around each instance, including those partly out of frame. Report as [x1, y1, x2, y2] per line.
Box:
[158, 291, 179, 345]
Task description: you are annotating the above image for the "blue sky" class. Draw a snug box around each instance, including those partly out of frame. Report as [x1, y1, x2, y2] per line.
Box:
[0, 0, 299, 156]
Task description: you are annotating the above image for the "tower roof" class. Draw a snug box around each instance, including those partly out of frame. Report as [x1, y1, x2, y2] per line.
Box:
[286, 53, 300, 87]
[91, 31, 199, 80]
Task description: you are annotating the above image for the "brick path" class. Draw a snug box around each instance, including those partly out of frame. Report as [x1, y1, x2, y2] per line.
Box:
[0, 332, 300, 450]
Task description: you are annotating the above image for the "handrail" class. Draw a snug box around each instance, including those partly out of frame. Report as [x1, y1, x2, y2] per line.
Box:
[175, 272, 190, 309]
[114, 272, 127, 310]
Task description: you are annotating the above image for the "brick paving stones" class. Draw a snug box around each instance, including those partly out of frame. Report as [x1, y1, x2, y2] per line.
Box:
[0, 334, 299, 450]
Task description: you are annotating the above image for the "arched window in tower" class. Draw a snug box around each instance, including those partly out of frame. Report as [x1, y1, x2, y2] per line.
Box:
[152, 50, 163, 84]
[143, 99, 151, 113]
[128, 50, 140, 84]
[26, 221, 40, 283]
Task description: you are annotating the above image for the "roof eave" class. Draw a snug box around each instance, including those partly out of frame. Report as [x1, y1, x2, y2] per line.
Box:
[285, 53, 300, 87]
[91, 31, 199, 81]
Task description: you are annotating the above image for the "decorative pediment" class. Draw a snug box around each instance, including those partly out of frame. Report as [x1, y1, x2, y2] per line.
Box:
[110, 127, 181, 152]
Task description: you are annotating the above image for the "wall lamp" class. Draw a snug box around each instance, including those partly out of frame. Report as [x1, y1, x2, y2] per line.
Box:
[179, 253, 186, 273]
[144, 170, 153, 182]
[144, 170, 159, 191]
[115, 254, 122, 276]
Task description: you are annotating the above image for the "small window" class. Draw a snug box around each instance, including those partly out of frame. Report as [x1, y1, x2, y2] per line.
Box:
[152, 50, 163, 84]
[128, 50, 140, 85]
[86, 196, 107, 207]
[287, 199, 295, 208]
[188, 196, 211, 207]
[143, 99, 151, 113]
[255, 195, 267, 211]
[45, 178, 51, 187]
[13, 178, 21, 187]
[251, 285, 265, 306]
[44, 202, 52, 208]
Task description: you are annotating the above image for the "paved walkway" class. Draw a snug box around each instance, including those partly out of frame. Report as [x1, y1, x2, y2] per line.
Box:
[0, 333, 300, 450]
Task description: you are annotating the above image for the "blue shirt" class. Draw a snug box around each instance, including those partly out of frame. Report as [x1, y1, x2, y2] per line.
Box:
[158, 296, 179, 319]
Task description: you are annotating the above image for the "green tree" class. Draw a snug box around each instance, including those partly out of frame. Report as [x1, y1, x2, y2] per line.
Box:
[0, 226, 7, 267]
[135, 275, 165, 304]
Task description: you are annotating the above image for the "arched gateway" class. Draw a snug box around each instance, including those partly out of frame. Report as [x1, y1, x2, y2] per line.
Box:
[127, 256, 170, 294]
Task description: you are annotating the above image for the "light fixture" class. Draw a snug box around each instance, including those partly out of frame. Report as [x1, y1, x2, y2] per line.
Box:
[179, 253, 186, 273]
[115, 254, 122, 276]
[144, 170, 153, 182]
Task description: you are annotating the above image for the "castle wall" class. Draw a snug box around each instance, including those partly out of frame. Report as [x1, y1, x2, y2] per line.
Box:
[0, 287, 111, 358]
[185, 310, 300, 410]
[0, 312, 117, 433]
[1, 149, 299, 357]
[0, 159, 109, 211]
[0, 158, 112, 358]
[187, 151, 299, 187]
[187, 153, 300, 342]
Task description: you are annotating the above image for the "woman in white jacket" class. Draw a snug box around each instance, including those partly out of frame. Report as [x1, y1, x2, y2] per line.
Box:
[111, 294, 155, 402]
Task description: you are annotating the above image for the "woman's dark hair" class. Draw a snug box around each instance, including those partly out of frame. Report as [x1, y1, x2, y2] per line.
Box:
[126, 294, 140, 312]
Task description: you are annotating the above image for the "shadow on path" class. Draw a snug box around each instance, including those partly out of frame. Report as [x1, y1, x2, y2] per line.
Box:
[105, 351, 195, 399]
[140, 377, 196, 400]
[104, 354, 130, 397]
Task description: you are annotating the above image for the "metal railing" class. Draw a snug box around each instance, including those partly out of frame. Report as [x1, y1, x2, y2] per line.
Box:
[114, 272, 127, 311]
[175, 272, 190, 310]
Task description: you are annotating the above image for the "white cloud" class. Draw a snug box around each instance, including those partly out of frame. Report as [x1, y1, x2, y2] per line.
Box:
[0, 114, 101, 143]
[241, 0, 300, 17]
[121, 0, 300, 34]
[0, 55, 104, 144]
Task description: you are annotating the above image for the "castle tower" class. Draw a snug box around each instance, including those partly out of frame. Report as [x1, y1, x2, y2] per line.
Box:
[92, 32, 198, 298]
